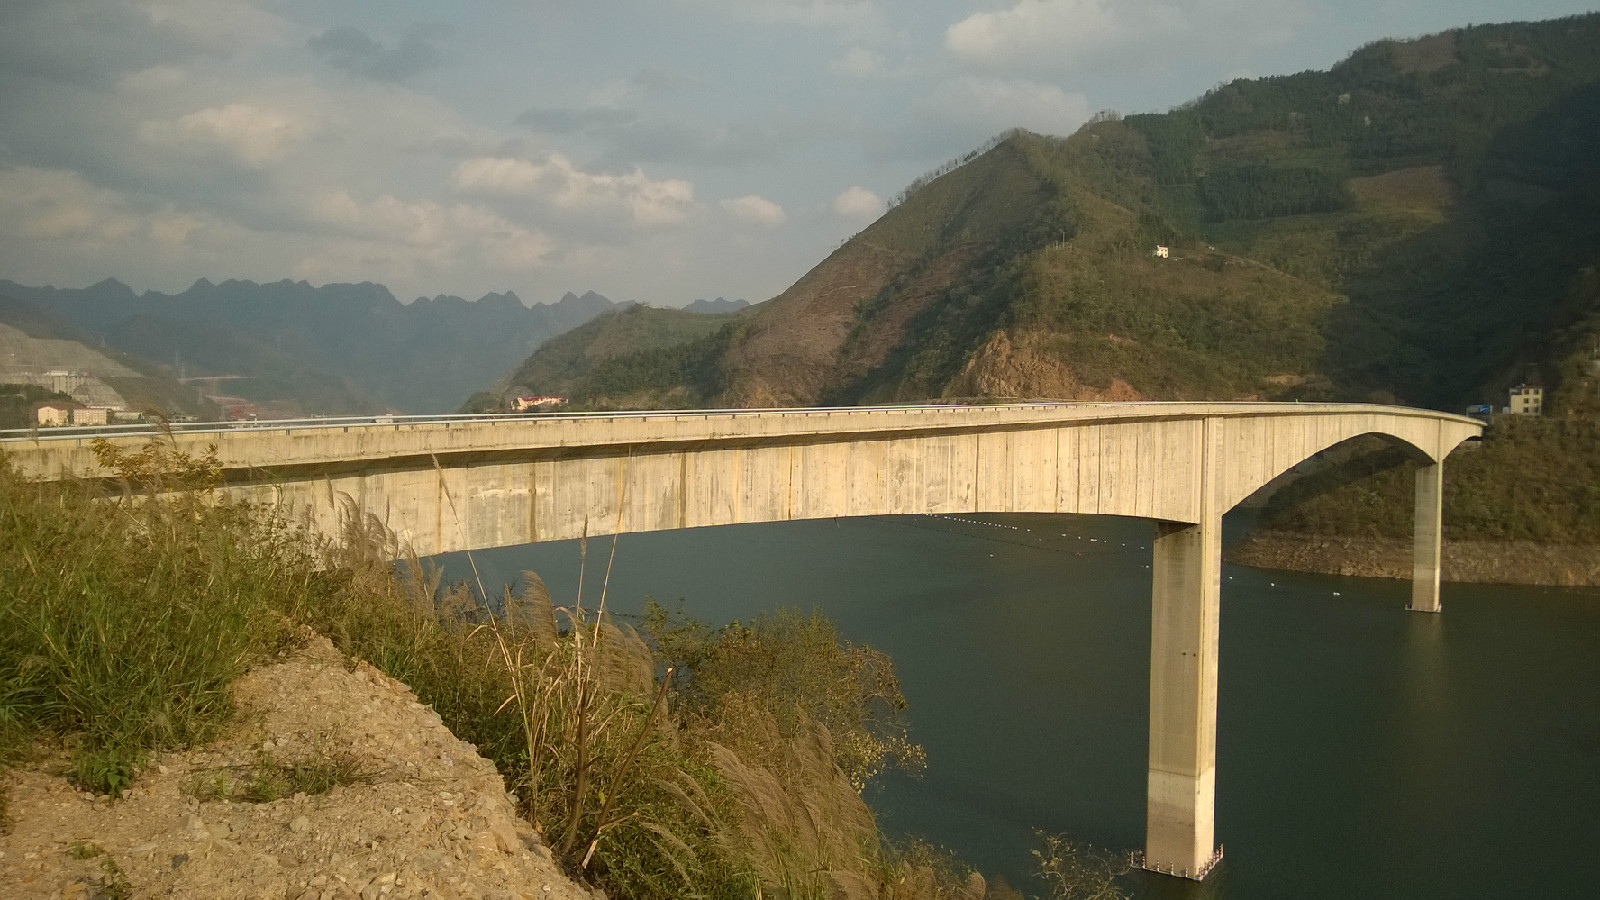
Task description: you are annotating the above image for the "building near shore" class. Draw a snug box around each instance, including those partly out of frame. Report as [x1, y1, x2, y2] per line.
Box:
[1508, 384, 1543, 416]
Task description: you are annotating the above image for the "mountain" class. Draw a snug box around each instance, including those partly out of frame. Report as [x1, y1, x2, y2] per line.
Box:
[522, 14, 1600, 414]
[0, 293, 219, 419]
[683, 298, 750, 315]
[487, 304, 747, 408]
[0, 279, 623, 414]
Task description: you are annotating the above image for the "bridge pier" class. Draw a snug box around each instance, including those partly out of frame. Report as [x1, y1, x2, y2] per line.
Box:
[1145, 516, 1223, 879]
[1410, 460, 1444, 613]
[1144, 455, 1452, 879]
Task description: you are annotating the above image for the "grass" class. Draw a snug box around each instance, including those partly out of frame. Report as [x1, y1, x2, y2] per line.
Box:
[190, 750, 368, 804]
[0, 436, 975, 900]
[0, 439, 310, 794]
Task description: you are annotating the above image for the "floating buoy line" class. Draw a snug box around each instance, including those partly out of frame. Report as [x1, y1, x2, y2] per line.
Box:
[880, 513, 1152, 561]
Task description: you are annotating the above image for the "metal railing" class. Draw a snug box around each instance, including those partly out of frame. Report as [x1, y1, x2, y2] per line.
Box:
[0, 399, 1474, 443]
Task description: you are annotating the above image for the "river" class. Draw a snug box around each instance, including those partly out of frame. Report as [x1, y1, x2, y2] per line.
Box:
[430, 512, 1600, 899]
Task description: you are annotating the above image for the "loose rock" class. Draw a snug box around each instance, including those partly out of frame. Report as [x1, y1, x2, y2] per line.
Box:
[0, 635, 595, 900]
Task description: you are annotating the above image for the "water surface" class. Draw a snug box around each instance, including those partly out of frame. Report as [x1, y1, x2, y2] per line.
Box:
[431, 513, 1600, 899]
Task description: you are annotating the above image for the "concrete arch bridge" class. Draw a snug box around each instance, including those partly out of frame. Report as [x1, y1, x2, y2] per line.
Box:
[4, 402, 1482, 879]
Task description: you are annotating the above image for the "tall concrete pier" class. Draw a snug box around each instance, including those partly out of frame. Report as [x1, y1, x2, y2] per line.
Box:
[4, 402, 1481, 878]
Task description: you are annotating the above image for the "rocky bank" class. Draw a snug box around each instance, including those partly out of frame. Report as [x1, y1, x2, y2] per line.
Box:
[0, 634, 596, 900]
[1228, 529, 1600, 587]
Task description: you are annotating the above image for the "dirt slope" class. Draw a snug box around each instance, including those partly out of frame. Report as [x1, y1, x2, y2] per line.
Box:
[0, 635, 595, 900]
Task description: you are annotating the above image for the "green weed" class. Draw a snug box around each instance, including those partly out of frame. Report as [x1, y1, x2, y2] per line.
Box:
[0, 442, 318, 794]
[98, 856, 132, 900]
[191, 751, 367, 804]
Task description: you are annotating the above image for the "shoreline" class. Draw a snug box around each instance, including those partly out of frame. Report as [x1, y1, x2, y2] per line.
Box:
[1226, 529, 1600, 587]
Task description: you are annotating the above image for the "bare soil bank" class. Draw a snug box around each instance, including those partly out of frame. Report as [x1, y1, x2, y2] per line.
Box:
[0, 634, 595, 900]
[1228, 530, 1600, 587]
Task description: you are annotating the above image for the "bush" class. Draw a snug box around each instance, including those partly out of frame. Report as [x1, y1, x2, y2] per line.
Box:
[643, 600, 924, 790]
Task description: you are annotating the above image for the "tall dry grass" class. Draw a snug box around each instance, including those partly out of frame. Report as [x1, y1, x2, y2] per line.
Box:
[0, 437, 982, 899]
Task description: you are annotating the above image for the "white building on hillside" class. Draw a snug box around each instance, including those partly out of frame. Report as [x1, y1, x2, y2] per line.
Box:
[1508, 384, 1543, 416]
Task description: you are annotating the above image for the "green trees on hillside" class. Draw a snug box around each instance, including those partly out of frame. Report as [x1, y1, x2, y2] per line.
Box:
[1198, 165, 1351, 220]
[485, 14, 1600, 416]
[1254, 418, 1600, 542]
[0, 384, 74, 429]
[1124, 112, 1203, 185]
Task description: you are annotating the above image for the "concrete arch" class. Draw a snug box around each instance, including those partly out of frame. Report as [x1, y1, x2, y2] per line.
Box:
[3, 404, 1479, 556]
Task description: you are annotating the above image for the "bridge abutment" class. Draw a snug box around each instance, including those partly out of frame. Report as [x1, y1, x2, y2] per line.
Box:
[1145, 517, 1223, 879]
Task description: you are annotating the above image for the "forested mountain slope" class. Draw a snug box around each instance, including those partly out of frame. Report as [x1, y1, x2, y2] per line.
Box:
[512, 14, 1600, 413]
[483, 304, 747, 409]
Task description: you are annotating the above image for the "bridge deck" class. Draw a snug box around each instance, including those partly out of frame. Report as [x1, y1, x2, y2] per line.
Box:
[4, 401, 1482, 880]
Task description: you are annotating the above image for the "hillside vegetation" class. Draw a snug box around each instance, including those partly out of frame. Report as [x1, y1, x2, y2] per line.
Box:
[489, 304, 745, 409]
[1252, 417, 1600, 543]
[502, 14, 1600, 416]
[1238, 266, 1600, 559]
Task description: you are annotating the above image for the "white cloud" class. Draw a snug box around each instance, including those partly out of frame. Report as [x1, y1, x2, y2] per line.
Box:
[149, 213, 201, 250]
[947, 0, 1138, 66]
[309, 190, 553, 271]
[141, 0, 292, 53]
[684, 0, 884, 32]
[832, 186, 882, 219]
[0, 165, 241, 287]
[831, 47, 887, 78]
[0, 167, 142, 242]
[141, 103, 309, 167]
[915, 77, 1092, 137]
[946, 0, 1308, 71]
[721, 194, 787, 227]
[451, 155, 695, 227]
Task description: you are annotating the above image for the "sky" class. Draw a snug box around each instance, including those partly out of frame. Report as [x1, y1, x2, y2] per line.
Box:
[1, 1, 1595, 307]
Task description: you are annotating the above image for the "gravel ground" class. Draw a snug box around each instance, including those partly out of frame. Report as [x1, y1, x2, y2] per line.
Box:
[0, 634, 596, 900]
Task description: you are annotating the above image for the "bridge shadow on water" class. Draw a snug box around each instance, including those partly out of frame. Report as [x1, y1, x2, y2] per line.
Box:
[425, 511, 1600, 900]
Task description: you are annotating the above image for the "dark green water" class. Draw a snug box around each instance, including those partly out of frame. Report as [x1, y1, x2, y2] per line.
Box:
[432, 513, 1600, 899]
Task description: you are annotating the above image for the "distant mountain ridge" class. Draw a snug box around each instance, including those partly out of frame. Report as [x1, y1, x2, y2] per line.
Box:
[502, 13, 1600, 414]
[0, 278, 625, 414]
[0, 293, 220, 419]
[683, 298, 749, 315]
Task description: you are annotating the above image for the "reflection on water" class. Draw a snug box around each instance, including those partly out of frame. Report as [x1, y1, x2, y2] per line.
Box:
[429, 512, 1600, 900]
